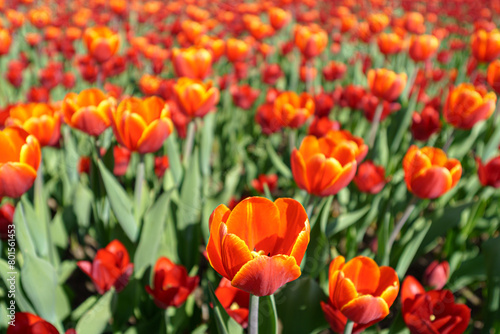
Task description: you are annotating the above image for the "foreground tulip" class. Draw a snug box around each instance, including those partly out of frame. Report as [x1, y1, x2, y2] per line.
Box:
[215, 278, 250, 328]
[146, 257, 199, 309]
[354, 161, 387, 194]
[471, 29, 500, 63]
[411, 106, 441, 141]
[173, 78, 220, 119]
[83, 26, 120, 63]
[423, 260, 450, 289]
[0, 127, 41, 199]
[7, 312, 58, 334]
[172, 47, 212, 80]
[477, 155, 500, 188]
[403, 146, 462, 199]
[444, 83, 496, 129]
[206, 197, 310, 296]
[109, 97, 174, 154]
[409, 34, 440, 62]
[367, 69, 407, 102]
[273, 91, 315, 128]
[401, 276, 471, 334]
[6, 103, 61, 147]
[294, 24, 328, 59]
[321, 256, 399, 332]
[291, 135, 358, 196]
[62, 88, 114, 136]
[77, 239, 133, 294]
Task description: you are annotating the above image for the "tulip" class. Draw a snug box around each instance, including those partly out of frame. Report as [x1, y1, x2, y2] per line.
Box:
[138, 74, 161, 96]
[83, 26, 120, 63]
[146, 257, 199, 308]
[323, 61, 347, 82]
[255, 104, 282, 135]
[215, 278, 250, 328]
[477, 155, 500, 188]
[268, 7, 290, 30]
[7, 312, 58, 334]
[262, 64, 283, 85]
[444, 83, 496, 129]
[244, 15, 274, 40]
[367, 69, 407, 102]
[325, 130, 368, 163]
[403, 146, 462, 199]
[0, 28, 12, 56]
[173, 78, 220, 119]
[411, 106, 441, 141]
[471, 29, 500, 63]
[423, 260, 450, 289]
[231, 85, 260, 110]
[273, 91, 315, 128]
[354, 161, 387, 194]
[291, 135, 358, 196]
[314, 91, 334, 117]
[206, 197, 310, 296]
[0, 127, 41, 199]
[367, 13, 389, 33]
[172, 47, 212, 80]
[77, 239, 134, 294]
[322, 256, 399, 330]
[404, 12, 425, 34]
[251, 174, 278, 194]
[154, 156, 169, 178]
[62, 88, 114, 136]
[487, 59, 500, 94]
[338, 85, 366, 110]
[401, 276, 471, 334]
[226, 38, 250, 62]
[294, 24, 328, 58]
[409, 34, 440, 62]
[6, 103, 61, 147]
[0, 203, 15, 241]
[308, 117, 340, 138]
[377, 32, 403, 56]
[28, 7, 51, 28]
[6, 60, 26, 88]
[27, 87, 50, 103]
[361, 95, 401, 122]
[180, 20, 205, 44]
[110, 97, 173, 154]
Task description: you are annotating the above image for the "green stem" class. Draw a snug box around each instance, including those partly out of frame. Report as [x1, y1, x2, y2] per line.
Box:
[442, 129, 455, 153]
[288, 129, 297, 156]
[183, 121, 196, 165]
[134, 154, 145, 219]
[387, 196, 419, 253]
[368, 103, 384, 148]
[249, 294, 260, 334]
[164, 308, 170, 334]
[344, 320, 354, 334]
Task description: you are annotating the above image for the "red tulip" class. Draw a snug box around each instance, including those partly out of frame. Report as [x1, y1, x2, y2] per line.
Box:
[262, 64, 284, 85]
[251, 174, 278, 193]
[314, 91, 334, 117]
[423, 260, 450, 290]
[308, 117, 340, 138]
[477, 155, 500, 188]
[231, 85, 260, 110]
[215, 278, 250, 328]
[154, 156, 169, 178]
[411, 106, 441, 141]
[7, 312, 58, 334]
[354, 161, 387, 194]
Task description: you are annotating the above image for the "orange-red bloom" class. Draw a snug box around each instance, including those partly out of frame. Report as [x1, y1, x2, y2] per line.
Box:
[444, 83, 496, 129]
[367, 69, 407, 101]
[173, 78, 220, 119]
[172, 47, 212, 80]
[273, 91, 315, 128]
[487, 59, 500, 94]
[0, 28, 12, 56]
[354, 161, 387, 194]
[325, 130, 368, 163]
[226, 38, 250, 62]
[377, 33, 403, 56]
[0, 127, 41, 199]
[321, 256, 399, 332]
[477, 155, 500, 188]
[146, 257, 199, 309]
[215, 278, 250, 328]
[206, 197, 310, 296]
[367, 13, 389, 34]
[403, 146, 462, 199]
[409, 34, 440, 62]
[7, 312, 58, 334]
[62, 88, 114, 136]
[268, 7, 291, 30]
[110, 97, 173, 154]
[294, 24, 328, 58]
[83, 26, 120, 63]
[471, 29, 500, 63]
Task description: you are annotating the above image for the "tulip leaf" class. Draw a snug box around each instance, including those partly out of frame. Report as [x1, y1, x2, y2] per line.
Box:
[97, 159, 138, 242]
[73, 183, 94, 228]
[258, 295, 278, 334]
[482, 119, 500, 161]
[166, 135, 184, 187]
[266, 140, 292, 178]
[394, 218, 431, 277]
[75, 289, 115, 334]
[207, 282, 243, 334]
[483, 236, 500, 329]
[327, 205, 370, 236]
[200, 112, 216, 176]
[0, 259, 35, 314]
[448, 124, 485, 160]
[389, 93, 417, 154]
[13, 200, 36, 256]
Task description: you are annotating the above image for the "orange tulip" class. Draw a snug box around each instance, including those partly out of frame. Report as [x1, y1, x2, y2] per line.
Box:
[404, 12, 425, 34]
[444, 83, 496, 129]
[62, 88, 114, 136]
[367, 13, 389, 34]
[6, 10, 25, 30]
[325, 130, 368, 163]
[0, 28, 12, 56]
[244, 15, 274, 40]
[377, 33, 403, 55]
[28, 7, 51, 29]
[138, 74, 161, 96]
[403, 146, 462, 199]
[487, 59, 500, 94]
[180, 20, 205, 44]
[294, 24, 328, 58]
[322, 256, 399, 329]
[226, 38, 250, 62]
[471, 29, 500, 63]
[206, 197, 310, 296]
[110, 97, 174, 154]
[173, 78, 220, 119]
[409, 34, 440, 62]
[196, 35, 225, 61]
[273, 91, 314, 128]
[83, 26, 120, 63]
[291, 135, 357, 196]
[367, 69, 407, 101]
[172, 47, 212, 80]
[0, 127, 41, 199]
[6, 103, 61, 147]
[268, 7, 290, 30]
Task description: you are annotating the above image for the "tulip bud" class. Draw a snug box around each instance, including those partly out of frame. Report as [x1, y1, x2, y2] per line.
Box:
[423, 260, 450, 289]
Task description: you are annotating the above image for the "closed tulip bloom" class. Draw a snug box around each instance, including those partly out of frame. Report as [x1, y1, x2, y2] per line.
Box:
[409, 34, 440, 62]
[404, 12, 425, 34]
[6, 103, 61, 147]
[291, 135, 357, 196]
[172, 47, 212, 80]
[471, 29, 500, 63]
[487, 59, 500, 94]
[231, 84, 260, 110]
[367, 69, 407, 102]
[401, 276, 471, 334]
[423, 260, 450, 290]
[367, 13, 389, 34]
[444, 83, 496, 129]
[325, 130, 368, 163]
[324, 256, 399, 326]
[411, 106, 441, 141]
[77, 239, 134, 294]
[7, 312, 58, 334]
[262, 64, 284, 85]
[273, 91, 315, 128]
[377, 33, 403, 55]
[354, 161, 387, 194]
[83, 26, 120, 63]
[215, 278, 250, 328]
[110, 97, 173, 154]
[146, 257, 199, 309]
[323, 61, 347, 82]
[403, 146, 462, 199]
[477, 155, 500, 188]
[0, 127, 41, 199]
[294, 24, 328, 58]
[255, 104, 282, 135]
[308, 117, 340, 138]
[206, 197, 310, 296]
[268, 7, 290, 30]
[173, 78, 220, 119]
[0, 28, 12, 56]
[226, 38, 250, 62]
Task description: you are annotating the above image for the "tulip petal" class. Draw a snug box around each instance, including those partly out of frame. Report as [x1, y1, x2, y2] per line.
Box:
[320, 161, 357, 196]
[77, 88, 106, 107]
[221, 233, 253, 279]
[341, 256, 380, 294]
[298, 135, 321, 162]
[410, 166, 452, 199]
[0, 162, 37, 198]
[207, 205, 230, 278]
[374, 266, 399, 308]
[273, 198, 309, 255]
[333, 274, 359, 310]
[291, 149, 310, 192]
[401, 275, 425, 314]
[71, 107, 111, 136]
[340, 295, 389, 324]
[137, 119, 172, 154]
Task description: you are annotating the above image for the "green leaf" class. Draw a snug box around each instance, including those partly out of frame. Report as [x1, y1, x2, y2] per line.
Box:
[75, 289, 115, 334]
[74, 183, 94, 228]
[207, 282, 243, 334]
[394, 218, 431, 277]
[13, 201, 36, 256]
[97, 159, 138, 241]
[258, 295, 278, 334]
[200, 112, 216, 176]
[266, 140, 292, 178]
[482, 120, 500, 161]
[327, 205, 370, 236]
[483, 236, 500, 329]
[166, 135, 184, 187]
[0, 259, 35, 313]
[390, 94, 417, 154]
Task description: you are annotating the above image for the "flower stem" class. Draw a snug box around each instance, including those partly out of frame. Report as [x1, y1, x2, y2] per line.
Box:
[368, 102, 384, 148]
[387, 196, 419, 252]
[344, 320, 354, 334]
[134, 154, 145, 219]
[249, 294, 260, 334]
[183, 121, 196, 165]
[442, 129, 455, 153]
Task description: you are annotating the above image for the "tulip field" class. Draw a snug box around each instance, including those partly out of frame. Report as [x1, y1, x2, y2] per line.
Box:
[2, 0, 500, 333]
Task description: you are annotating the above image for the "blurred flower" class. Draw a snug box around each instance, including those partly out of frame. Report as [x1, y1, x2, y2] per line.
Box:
[154, 156, 169, 178]
[138, 74, 161, 96]
[338, 85, 366, 110]
[262, 64, 283, 85]
[77, 239, 133, 294]
[27, 87, 50, 103]
[361, 95, 401, 122]
[207, 197, 309, 296]
[0, 127, 41, 199]
[409, 34, 440, 62]
[28, 7, 51, 29]
[401, 276, 470, 334]
[477, 155, 500, 188]
[173, 78, 220, 119]
[255, 104, 281, 135]
[308, 117, 340, 137]
[487, 59, 500, 94]
[354, 161, 387, 194]
[231, 85, 260, 110]
[226, 38, 250, 62]
[215, 278, 250, 328]
[325, 130, 368, 163]
[6, 60, 26, 88]
[322, 61, 347, 82]
[294, 24, 328, 58]
[403, 146, 462, 199]
[62, 88, 114, 136]
[367, 69, 407, 102]
[251, 174, 278, 193]
[172, 47, 212, 80]
[83, 26, 120, 63]
[299, 65, 317, 82]
[471, 29, 500, 63]
[268, 7, 291, 30]
[7, 312, 58, 334]
[146, 257, 199, 308]
[314, 91, 334, 117]
[444, 83, 496, 129]
[404, 12, 425, 34]
[273, 91, 315, 128]
[0, 203, 15, 241]
[411, 106, 441, 141]
[367, 13, 389, 33]
[321, 256, 399, 332]
[110, 146, 131, 176]
[423, 260, 450, 290]
[0, 28, 12, 56]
